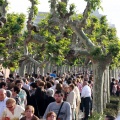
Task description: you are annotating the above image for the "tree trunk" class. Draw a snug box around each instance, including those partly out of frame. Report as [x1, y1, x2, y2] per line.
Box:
[40, 67, 44, 76]
[103, 69, 107, 109]
[93, 62, 105, 113]
[26, 62, 31, 75]
[106, 66, 110, 103]
[19, 62, 25, 76]
[103, 71, 105, 109]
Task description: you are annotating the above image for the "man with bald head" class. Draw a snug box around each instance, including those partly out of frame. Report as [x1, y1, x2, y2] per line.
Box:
[0, 89, 8, 119]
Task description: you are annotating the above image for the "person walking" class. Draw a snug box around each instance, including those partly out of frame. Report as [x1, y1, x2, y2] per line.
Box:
[81, 80, 92, 120]
[43, 90, 72, 120]
[1, 98, 24, 120]
[66, 84, 76, 120]
[20, 105, 40, 120]
[0, 89, 8, 119]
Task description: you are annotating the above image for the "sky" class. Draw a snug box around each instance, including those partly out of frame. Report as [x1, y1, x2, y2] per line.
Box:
[7, 0, 120, 38]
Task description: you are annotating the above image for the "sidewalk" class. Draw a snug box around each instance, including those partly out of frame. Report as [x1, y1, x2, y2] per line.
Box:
[78, 111, 84, 120]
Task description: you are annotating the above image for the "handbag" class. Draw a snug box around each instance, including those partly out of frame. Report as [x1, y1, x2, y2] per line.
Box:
[56, 102, 64, 120]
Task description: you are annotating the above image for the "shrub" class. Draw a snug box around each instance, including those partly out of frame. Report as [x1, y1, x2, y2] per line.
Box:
[104, 96, 120, 117]
[89, 112, 104, 120]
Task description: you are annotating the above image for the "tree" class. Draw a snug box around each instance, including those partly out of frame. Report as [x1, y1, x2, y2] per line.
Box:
[0, 0, 73, 76]
[0, 0, 120, 113]
[50, 0, 120, 113]
[0, 0, 26, 72]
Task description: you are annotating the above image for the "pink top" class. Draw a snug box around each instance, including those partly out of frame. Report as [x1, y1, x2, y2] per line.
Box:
[77, 83, 83, 93]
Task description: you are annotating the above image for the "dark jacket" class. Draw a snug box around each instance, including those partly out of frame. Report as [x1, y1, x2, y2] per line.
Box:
[20, 115, 40, 120]
[29, 87, 48, 117]
[22, 87, 30, 105]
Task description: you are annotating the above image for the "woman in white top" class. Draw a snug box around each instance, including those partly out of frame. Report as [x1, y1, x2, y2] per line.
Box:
[66, 83, 76, 120]
[2, 98, 24, 120]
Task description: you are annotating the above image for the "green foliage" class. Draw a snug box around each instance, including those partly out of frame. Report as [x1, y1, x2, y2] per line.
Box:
[57, 2, 75, 18]
[108, 42, 120, 56]
[84, 0, 101, 10]
[28, 0, 39, 18]
[104, 96, 120, 117]
[29, 0, 39, 4]
[100, 16, 108, 26]
[89, 96, 120, 120]
[69, 4, 75, 15]
[0, 13, 25, 71]
[35, 15, 73, 65]
[71, 14, 83, 21]
[0, 0, 4, 6]
[1, 13, 25, 35]
[0, 0, 119, 71]
[89, 112, 104, 120]
[90, 47, 102, 59]
[84, 14, 120, 65]
[57, 2, 67, 14]
[33, 6, 38, 16]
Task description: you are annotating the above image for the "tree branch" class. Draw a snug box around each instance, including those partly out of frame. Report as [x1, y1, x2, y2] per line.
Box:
[23, 55, 49, 68]
[50, 0, 57, 15]
[84, 58, 91, 66]
[79, 1, 91, 28]
[69, 21, 95, 50]
[31, 34, 47, 44]
[104, 53, 112, 65]
[61, 0, 68, 5]
[0, 34, 8, 37]
[0, 0, 8, 17]
[74, 49, 90, 57]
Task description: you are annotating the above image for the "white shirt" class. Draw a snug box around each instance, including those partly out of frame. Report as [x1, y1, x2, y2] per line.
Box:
[0, 97, 8, 118]
[74, 86, 81, 102]
[66, 90, 76, 109]
[81, 85, 91, 98]
[23, 83, 30, 90]
[2, 105, 24, 119]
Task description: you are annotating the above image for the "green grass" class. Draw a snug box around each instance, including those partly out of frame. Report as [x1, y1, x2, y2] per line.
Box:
[89, 96, 120, 120]
[104, 96, 120, 117]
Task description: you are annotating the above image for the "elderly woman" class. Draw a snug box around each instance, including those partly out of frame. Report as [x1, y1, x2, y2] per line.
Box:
[2, 98, 24, 120]
[20, 105, 40, 120]
[46, 111, 56, 120]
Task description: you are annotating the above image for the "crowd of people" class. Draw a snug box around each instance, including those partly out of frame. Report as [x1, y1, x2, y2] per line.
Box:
[0, 70, 119, 120]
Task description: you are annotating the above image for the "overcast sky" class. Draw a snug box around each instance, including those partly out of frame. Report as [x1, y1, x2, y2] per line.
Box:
[8, 0, 120, 38]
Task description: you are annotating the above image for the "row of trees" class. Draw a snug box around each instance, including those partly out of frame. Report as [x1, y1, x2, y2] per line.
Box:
[0, 0, 120, 113]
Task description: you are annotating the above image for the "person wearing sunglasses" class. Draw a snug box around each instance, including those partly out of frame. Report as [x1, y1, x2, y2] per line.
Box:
[1, 98, 24, 120]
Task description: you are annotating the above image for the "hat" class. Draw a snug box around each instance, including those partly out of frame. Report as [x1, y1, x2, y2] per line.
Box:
[46, 88, 54, 97]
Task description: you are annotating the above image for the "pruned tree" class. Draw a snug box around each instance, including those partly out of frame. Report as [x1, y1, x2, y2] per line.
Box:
[49, 0, 120, 113]
[0, 0, 120, 113]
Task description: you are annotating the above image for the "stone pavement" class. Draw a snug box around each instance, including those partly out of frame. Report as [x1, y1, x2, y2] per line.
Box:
[78, 111, 84, 120]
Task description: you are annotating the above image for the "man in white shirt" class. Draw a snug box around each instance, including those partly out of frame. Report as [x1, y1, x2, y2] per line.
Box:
[0, 89, 8, 119]
[81, 80, 92, 120]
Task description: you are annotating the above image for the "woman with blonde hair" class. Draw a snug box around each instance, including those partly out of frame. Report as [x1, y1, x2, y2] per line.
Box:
[2, 98, 24, 120]
[20, 105, 40, 120]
